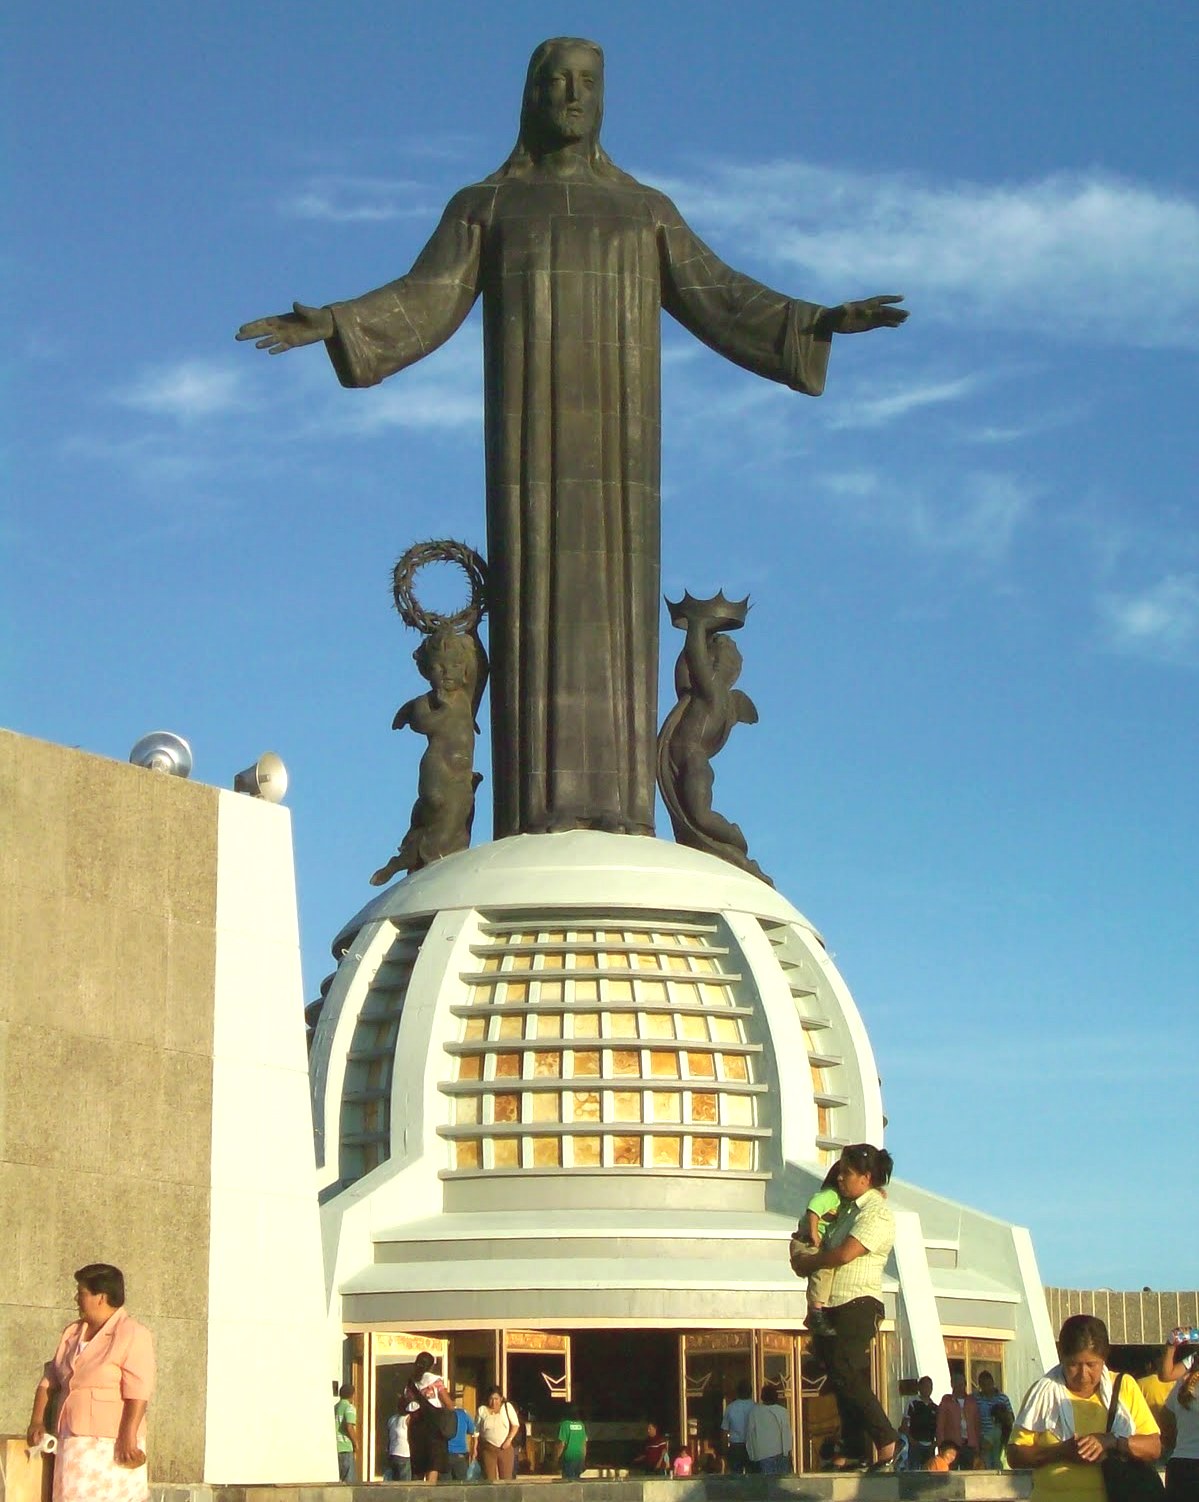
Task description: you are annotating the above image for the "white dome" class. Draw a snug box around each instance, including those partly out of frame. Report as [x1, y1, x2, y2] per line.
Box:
[311, 833, 883, 1217]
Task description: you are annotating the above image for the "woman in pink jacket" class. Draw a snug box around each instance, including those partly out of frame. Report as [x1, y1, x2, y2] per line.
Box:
[936, 1371, 982, 1469]
[27, 1264, 156, 1502]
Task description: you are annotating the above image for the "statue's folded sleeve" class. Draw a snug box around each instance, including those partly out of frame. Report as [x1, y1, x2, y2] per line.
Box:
[657, 199, 831, 397]
[324, 189, 486, 388]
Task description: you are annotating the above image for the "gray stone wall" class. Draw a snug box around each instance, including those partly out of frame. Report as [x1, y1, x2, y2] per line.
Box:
[1044, 1286, 1199, 1345]
[0, 730, 219, 1480]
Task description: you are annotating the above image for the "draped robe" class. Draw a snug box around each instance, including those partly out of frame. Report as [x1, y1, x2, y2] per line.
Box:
[324, 166, 832, 839]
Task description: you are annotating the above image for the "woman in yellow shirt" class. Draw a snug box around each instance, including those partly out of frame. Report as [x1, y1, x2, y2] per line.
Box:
[1008, 1315, 1161, 1501]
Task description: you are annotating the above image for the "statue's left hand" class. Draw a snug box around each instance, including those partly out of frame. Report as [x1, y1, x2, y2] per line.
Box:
[235, 301, 335, 353]
[832, 295, 908, 333]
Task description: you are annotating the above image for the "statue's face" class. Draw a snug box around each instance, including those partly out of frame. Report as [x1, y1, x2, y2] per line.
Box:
[531, 42, 602, 146]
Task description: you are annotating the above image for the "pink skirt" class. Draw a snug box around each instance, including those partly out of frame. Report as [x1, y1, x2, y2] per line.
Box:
[52, 1437, 148, 1502]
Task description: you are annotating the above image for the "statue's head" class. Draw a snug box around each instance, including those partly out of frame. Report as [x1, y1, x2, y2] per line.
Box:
[521, 37, 604, 153]
[415, 628, 476, 695]
[492, 37, 631, 182]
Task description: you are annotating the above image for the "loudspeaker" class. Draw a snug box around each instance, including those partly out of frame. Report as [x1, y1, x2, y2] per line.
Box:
[233, 751, 289, 804]
[129, 731, 193, 778]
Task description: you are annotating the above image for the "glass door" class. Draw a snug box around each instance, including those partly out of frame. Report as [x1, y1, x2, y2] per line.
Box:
[681, 1331, 753, 1472]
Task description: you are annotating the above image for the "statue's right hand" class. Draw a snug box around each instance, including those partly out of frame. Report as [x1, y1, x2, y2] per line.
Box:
[235, 301, 334, 353]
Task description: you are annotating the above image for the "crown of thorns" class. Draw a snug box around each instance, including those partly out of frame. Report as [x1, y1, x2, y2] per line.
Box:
[392, 540, 488, 634]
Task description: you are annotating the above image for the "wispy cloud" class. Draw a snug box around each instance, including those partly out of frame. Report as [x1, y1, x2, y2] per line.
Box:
[115, 359, 247, 421]
[653, 159, 1199, 347]
[309, 340, 482, 435]
[1098, 573, 1199, 664]
[819, 468, 1037, 564]
[825, 374, 981, 429]
[279, 174, 437, 223]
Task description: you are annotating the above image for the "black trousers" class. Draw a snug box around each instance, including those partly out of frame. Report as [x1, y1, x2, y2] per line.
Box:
[815, 1297, 900, 1462]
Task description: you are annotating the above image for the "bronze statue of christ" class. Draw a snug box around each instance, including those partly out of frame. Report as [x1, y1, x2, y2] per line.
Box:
[238, 36, 907, 840]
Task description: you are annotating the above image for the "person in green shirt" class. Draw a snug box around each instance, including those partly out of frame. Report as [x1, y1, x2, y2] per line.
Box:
[334, 1383, 359, 1482]
[556, 1404, 588, 1479]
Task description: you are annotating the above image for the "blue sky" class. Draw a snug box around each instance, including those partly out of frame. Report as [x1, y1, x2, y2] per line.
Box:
[5, 2, 1197, 1293]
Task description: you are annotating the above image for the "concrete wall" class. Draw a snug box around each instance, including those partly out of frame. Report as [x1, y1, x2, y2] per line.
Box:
[1, 730, 219, 1480]
[1045, 1286, 1199, 1345]
[0, 730, 335, 1484]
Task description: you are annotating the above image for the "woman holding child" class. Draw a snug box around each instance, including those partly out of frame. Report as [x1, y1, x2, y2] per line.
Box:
[790, 1144, 900, 1472]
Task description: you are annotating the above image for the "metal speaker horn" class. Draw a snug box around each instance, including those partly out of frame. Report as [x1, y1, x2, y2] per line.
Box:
[129, 731, 193, 778]
[233, 751, 289, 804]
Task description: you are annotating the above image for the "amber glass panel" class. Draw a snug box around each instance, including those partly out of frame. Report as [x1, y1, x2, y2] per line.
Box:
[691, 1137, 720, 1168]
[679, 1014, 707, 1039]
[693, 956, 718, 974]
[721, 1055, 750, 1082]
[455, 1097, 480, 1124]
[505, 955, 533, 972]
[701, 983, 730, 1006]
[573, 930, 596, 944]
[711, 1017, 740, 1043]
[613, 1090, 641, 1121]
[686, 1051, 717, 1079]
[612, 1049, 639, 1076]
[640, 980, 668, 1003]
[635, 953, 661, 971]
[492, 1137, 520, 1168]
[816, 1104, 832, 1136]
[463, 1017, 487, 1042]
[533, 1052, 561, 1077]
[498, 1015, 525, 1039]
[457, 1056, 482, 1081]
[505, 982, 529, 1003]
[574, 979, 599, 1002]
[609, 1012, 637, 1037]
[649, 1051, 680, 1078]
[494, 1054, 522, 1078]
[572, 1014, 600, 1038]
[652, 1091, 682, 1122]
[493, 1093, 520, 1123]
[667, 955, 689, 973]
[613, 1135, 642, 1166]
[455, 1140, 482, 1170]
[692, 1092, 718, 1123]
[728, 1139, 755, 1170]
[572, 1135, 601, 1166]
[532, 1137, 561, 1167]
[538, 980, 564, 1003]
[679, 934, 703, 949]
[469, 985, 494, 1004]
[650, 1135, 682, 1168]
[543, 931, 566, 943]
[536, 1013, 563, 1038]
[531, 1092, 560, 1123]
[722, 1094, 754, 1126]
[542, 953, 564, 969]
[642, 1012, 674, 1038]
[481, 956, 502, 973]
[576, 952, 598, 969]
[607, 978, 634, 1002]
[571, 1091, 601, 1122]
[570, 1049, 600, 1077]
[605, 951, 631, 970]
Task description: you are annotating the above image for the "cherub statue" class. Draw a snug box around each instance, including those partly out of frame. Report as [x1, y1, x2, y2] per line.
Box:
[370, 626, 488, 884]
[656, 592, 770, 884]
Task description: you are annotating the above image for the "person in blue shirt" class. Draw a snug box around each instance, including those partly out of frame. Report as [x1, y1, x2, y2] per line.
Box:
[721, 1380, 755, 1474]
[447, 1404, 477, 1481]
